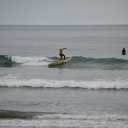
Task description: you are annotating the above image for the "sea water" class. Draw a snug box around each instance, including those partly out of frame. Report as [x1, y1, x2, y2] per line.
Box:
[0, 25, 128, 128]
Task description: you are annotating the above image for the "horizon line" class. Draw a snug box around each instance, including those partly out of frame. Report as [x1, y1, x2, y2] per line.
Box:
[0, 24, 128, 26]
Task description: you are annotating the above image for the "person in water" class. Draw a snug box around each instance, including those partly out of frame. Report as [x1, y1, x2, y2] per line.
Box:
[59, 48, 67, 60]
[122, 48, 126, 55]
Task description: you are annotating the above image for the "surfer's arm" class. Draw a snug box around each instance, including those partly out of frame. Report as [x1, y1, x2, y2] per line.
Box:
[63, 48, 67, 50]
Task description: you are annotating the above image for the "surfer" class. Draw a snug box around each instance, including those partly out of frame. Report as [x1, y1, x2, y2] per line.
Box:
[122, 48, 126, 55]
[59, 48, 67, 60]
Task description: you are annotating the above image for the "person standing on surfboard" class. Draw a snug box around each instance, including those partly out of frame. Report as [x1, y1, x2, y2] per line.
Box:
[59, 48, 67, 60]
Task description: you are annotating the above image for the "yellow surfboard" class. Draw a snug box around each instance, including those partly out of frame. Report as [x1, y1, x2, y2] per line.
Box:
[48, 57, 72, 67]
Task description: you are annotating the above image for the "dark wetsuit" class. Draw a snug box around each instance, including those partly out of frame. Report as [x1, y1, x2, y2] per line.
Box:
[122, 48, 126, 55]
[59, 49, 65, 59]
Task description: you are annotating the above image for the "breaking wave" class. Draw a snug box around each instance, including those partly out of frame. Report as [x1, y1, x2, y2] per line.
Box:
[0, 76, 127, 90]
[0, 55, 128, 70]
[0, 110, 128, 128]
[0, 55, 51, 67]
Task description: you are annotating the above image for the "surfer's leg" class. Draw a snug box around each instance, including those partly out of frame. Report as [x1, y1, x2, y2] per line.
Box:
[64, 55, 65, 59]
[62, 54, 65, 59]
[59, 54, 62, 60]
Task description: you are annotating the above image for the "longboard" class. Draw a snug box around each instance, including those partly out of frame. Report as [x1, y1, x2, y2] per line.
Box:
[48, 57, 72, 66]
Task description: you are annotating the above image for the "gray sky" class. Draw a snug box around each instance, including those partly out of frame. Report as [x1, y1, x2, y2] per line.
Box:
[0, 0, 128, 25]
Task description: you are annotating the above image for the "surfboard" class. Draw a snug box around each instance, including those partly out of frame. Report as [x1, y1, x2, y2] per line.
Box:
[48, 57, 72, 67]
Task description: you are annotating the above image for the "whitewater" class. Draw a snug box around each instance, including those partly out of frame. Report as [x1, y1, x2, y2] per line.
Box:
[1, 55, 128, 69]
[0, 75, 128, 89]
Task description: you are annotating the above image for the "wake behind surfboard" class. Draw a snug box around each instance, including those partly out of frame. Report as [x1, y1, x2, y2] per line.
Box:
[48, 57, 72, 67]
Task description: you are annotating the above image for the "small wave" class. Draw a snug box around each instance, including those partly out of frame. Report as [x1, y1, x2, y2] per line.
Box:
[50, 56, 128, 70]
[0, 77, 128, 90]
[1, 55, 128, 69]
[35, 113, 128, 121]
[0, 55, 15, 67]
[70, 56, 128, 64]
[0, 110, 128, 128]
[0, 110, 39, 119]
[1, 110, 128, 121]
[73, 56, 128, 70]
[11, 56, 50, 66]
[0, 55, 52, 67]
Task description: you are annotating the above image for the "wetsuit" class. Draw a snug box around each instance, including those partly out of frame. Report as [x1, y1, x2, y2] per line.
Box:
[122, 48, 126, 55]
[59, 49, 65, 60]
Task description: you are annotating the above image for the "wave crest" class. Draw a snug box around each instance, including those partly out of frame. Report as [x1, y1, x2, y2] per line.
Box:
[0, 55, 128, 69]
[0, 110, 128, 127]
[0, 77, 128, 90]
[11, 56, 50, 66]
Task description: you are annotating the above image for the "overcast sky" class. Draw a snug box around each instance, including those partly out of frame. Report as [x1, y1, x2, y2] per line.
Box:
[0, 0, 128, 25]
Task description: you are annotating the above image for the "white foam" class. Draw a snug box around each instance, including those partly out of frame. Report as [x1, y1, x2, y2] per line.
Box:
[0, 114, 128, 128]
[35, 113, 128, 121]
[0, 76, 128, 89]
[11, 56, 50, 66]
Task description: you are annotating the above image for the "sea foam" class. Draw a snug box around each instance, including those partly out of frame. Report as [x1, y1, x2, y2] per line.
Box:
[0, 76, 128, 89]
[11, 56, 50, 66]
[0, 113, 128, 128]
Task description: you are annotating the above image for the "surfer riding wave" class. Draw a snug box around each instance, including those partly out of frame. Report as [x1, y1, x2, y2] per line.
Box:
[59, 48, 67, 60]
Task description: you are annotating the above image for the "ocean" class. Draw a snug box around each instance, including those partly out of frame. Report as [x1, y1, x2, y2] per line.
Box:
[0, 25, 128, 128]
